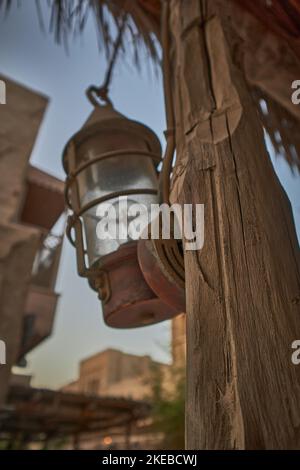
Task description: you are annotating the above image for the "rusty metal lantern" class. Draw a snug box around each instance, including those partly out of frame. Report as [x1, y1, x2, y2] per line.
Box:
[63, 99, 179, 328]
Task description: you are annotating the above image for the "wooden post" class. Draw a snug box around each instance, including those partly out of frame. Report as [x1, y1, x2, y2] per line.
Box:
[125, 421, 132, 450]
[169, 0, 300, 449]
[73, 433, 80, 450]
[42, 434, 50, 450]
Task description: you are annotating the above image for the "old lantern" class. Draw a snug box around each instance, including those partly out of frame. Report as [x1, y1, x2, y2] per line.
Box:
[63, 97, 179, 328]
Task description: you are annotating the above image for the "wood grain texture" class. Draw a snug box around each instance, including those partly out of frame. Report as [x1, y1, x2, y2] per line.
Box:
[169, 0, 300, 449]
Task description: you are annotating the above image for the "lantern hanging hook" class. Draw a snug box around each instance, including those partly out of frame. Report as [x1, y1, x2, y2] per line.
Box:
[86, 12, 128, 107]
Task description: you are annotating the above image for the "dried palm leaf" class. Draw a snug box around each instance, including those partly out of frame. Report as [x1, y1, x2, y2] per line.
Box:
[253, 87, 300, 172]
[1, 0, 300, 173]
[0, 0, 161, 66]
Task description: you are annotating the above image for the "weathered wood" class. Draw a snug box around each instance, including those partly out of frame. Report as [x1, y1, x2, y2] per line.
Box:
[170, 0, 300, 449]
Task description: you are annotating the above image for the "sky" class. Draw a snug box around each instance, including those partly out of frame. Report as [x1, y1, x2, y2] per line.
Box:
[0, 2, 299, 389]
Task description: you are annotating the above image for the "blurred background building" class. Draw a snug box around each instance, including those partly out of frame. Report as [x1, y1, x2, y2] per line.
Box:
[62, 349, 171, 400]
[0, 76, 65, 408]
[0, 77, 186, 449]
[172, 314, 186, 368]
[61, 349, 172, 449]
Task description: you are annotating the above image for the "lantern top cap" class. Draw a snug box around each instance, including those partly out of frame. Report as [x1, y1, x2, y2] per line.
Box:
[83, 102, 125, 128]
[62, 103, 162, 173]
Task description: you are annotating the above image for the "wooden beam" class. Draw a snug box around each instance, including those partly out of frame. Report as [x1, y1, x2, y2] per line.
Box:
[170, 0, 300, 449]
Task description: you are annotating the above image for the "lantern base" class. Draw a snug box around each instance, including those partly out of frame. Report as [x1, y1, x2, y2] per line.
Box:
[105, 297, 178, 329]
[90, 242, 179, 328]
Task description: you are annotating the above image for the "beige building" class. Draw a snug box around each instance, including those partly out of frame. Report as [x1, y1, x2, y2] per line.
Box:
[0, 75, 64, 407]
[63, 348, 171, 401]
[60, 313, 186, 449]
[62, 349, 173, 449]
[62, 310, 187, 403]
[172, 313, 186, 368]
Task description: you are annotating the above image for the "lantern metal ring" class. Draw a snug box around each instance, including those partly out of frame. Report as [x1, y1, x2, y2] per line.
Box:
[150, 0, 185, 294]
[137, 0, 186, 313]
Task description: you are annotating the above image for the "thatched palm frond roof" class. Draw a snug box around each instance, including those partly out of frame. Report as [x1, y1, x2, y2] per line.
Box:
[0, 0, 162, 66]
[1, 0, 299, 56]
[1, 1, 299, 62]
[1, 0, 300, 170]
[234, 0, 300, 58]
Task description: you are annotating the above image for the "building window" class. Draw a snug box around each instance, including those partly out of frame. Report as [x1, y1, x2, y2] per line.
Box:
[87, 379, 99, 395]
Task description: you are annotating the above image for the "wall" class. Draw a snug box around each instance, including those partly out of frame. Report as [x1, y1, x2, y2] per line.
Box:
[0, 75, 48, 406]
